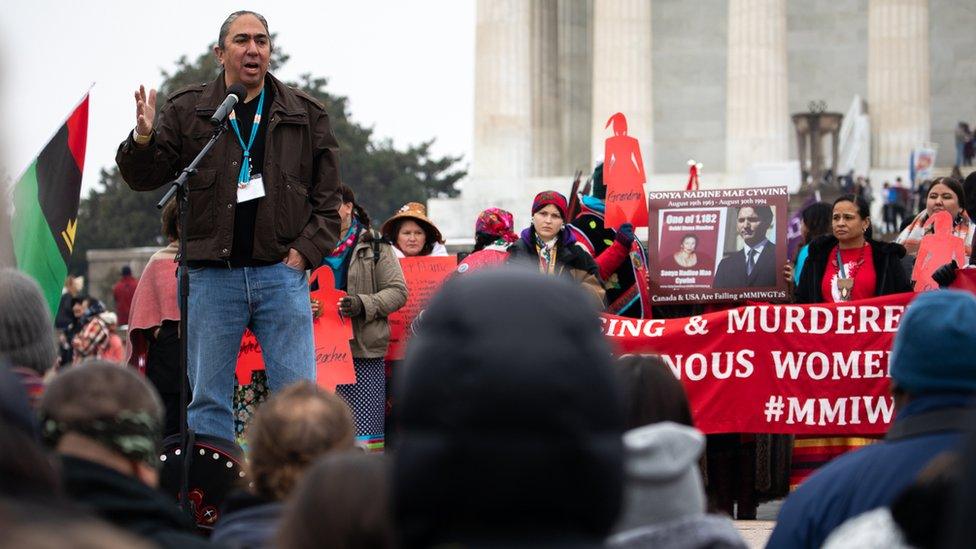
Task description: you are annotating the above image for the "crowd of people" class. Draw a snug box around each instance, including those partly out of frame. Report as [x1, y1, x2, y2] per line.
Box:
[4, 8, 976, 548]
[5, 251, 976, 548]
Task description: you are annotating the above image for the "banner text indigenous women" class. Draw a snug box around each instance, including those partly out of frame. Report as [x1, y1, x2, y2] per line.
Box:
[602, 292, 913, 435]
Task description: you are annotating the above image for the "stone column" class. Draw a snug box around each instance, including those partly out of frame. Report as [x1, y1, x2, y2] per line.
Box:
[868, 0, 930, 169]
[557, 0, 593, 175]
[531, 1, 563, 177]
[591, 0, 653, 172]
[725, 0, 789, 175]
[472, 1, 533, 179]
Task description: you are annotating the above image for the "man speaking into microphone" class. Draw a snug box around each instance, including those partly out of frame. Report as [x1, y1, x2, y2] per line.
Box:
[116, 10, 341, 442]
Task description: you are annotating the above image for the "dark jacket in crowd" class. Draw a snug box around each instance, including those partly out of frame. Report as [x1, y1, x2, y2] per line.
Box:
[60, 455, 215, 549]
[211, 490, 282, 549]
[508, 227, 606, 307]
[394, 269, 624, 548]
[767, 393, 972, 549]
[795, 235, 911, 303]
[116, 72, 341, 266]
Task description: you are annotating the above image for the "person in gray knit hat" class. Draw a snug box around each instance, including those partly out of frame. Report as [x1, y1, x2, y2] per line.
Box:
[0, 268, 57, 377]
[608, 422, 746, 549]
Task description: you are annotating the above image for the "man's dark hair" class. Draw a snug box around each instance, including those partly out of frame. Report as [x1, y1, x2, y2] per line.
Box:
[740, 204, 774, 226]
[217, 10, 272, 51]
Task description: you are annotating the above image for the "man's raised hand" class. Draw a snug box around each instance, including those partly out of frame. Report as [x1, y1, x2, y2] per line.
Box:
[134, 85, 157, 137]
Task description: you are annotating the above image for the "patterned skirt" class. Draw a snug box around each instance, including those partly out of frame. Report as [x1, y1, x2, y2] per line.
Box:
[790, 436, 879, 489]
[336, 357, 386, 453]
[233, 370, 270, 449]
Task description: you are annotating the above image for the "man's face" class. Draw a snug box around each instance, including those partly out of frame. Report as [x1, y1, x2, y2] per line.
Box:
[736, 207, 769, 247]
[214, 14, 271, 90]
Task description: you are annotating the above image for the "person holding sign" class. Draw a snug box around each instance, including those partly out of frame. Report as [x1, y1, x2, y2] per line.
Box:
[568, 163, 650, 318]
[508, 191, 605, 307]
[315, 184, 407, 452]
[896, 177, 974, 278]
[791, 194, 911, 488]
[795, 195, 911, 305]
[381, 202, 448, 258]
[116, 11, 342, 443]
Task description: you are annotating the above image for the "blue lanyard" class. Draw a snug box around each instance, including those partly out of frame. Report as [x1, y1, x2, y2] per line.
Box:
[228, 87, 265, 185]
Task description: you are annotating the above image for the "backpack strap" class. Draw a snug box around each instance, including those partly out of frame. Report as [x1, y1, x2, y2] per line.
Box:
[370, 229, 385, 265]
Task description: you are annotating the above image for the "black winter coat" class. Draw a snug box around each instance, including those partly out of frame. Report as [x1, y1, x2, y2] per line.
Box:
[60, 456, 215, 549]
[508, 228, 606, 307]
[795, 235, 911, 304]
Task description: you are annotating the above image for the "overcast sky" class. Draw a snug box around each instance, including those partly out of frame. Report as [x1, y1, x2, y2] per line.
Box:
[0, 1, 475, 196]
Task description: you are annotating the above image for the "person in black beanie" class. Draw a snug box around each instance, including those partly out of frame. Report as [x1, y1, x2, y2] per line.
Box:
[394, 267, 625, 548]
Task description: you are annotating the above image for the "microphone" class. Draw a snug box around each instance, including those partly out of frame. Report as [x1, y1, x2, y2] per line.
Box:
[210, 83, 247, 125]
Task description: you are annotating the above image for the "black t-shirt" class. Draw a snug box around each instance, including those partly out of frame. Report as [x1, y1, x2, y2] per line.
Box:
[228, 79, 275, 266]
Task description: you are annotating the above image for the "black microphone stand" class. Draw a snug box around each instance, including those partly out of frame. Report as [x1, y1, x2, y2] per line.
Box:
[157, 120, 229, 516]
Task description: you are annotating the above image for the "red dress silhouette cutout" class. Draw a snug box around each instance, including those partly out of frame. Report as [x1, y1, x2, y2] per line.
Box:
[236, 267, 355, 391]
[603, 112, 648, 229]
[912, 210, 966, 292]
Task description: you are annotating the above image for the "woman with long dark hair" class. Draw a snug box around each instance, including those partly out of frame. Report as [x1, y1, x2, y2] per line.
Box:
[796, 194, 911, 304]
[895, 176, 974, 284]
[791, 194, 911, 487]
[784, 201, 832, 286]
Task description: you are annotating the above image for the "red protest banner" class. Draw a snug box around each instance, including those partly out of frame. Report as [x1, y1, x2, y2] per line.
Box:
[603, 292, 915, 435]
[385, 256, 457, 360]
[236, 267, 356, 392]
[603, 112, 648, 230]
[950, 267, 976, 293]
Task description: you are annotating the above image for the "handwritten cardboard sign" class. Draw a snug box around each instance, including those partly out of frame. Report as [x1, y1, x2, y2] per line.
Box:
[912, 210, 967, 292]
[603, 112, 648, 230]
[236, 267, 356, 392]
[385, 256, 457, 360]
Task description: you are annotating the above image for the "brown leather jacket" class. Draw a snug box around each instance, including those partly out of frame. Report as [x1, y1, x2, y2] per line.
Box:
[116, 72, 341, 266]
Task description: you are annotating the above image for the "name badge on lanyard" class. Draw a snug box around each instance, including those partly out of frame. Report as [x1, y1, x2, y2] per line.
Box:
[229, 88, 267, 204]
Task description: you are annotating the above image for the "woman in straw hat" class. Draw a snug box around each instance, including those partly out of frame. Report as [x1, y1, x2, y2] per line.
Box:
[381, 202, 448, 258]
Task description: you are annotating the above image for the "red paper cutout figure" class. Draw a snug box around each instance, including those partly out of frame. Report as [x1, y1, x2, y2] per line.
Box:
[912, 210, 966, 292]
[603, 112, 648, 230]
[236, 267, 356, 391]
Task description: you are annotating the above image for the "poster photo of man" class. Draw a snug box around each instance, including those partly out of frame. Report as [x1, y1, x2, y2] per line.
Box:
[713, 205, 777, 288]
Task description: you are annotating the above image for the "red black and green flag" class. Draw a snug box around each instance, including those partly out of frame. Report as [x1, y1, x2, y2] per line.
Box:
[11, 94, 89, 317]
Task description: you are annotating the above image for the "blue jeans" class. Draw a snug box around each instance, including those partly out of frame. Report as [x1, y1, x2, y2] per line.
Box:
[186, 262, 314, 440]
